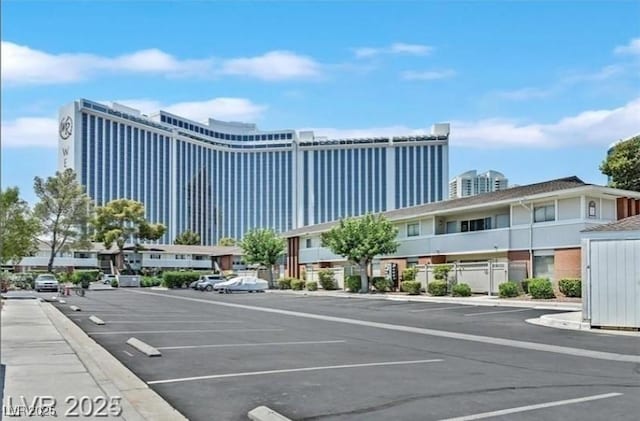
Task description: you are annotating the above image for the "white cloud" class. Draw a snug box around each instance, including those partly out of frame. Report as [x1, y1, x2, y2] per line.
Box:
[495, 87, 556, 101]
[221, 51, 321, 81]
[1, 41, 321, 86]
[354, 42, 432, 58]
[2, 97, 267, 148]
[614, 38, 640, 55]
[1, 117, 58, 148]
[401, 69, 456, 81]
[310, 98, 640, 149]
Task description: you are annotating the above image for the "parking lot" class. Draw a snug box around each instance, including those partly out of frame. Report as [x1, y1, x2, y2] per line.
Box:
[52, 289, 640, 421]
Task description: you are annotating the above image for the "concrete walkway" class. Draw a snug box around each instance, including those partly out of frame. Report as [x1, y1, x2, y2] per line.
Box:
[0, 299, 187, 420]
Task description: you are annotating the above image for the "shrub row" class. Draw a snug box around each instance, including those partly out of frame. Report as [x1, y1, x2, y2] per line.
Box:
[401, 281, 421, 295]
[528, 278, 555, 299]
[318, 269, 336, 290]
[306, 281, 318, 291]
[162, 271, 201, 288]
[72, 270, 100, 286]
[373, 276, 392, 292]
[499, 281, 519, 298]
[559, 278, 581, 297]
[345, 275, 361, 292]
[291, 279, 306, 290]
[141, 277, 162, 287]
[452, 283, 471, 297]
[427, 280, 447, 296]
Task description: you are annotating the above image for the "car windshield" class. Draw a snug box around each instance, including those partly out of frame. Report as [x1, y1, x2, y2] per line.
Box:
[38, 275, 56, 280]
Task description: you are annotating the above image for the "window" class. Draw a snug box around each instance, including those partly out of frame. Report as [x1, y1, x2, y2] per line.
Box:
[460, 217, 492, 232]
[306, 238, 312, 248]
[175, 254, 186, 260]
[149, 254, 161, 260]
[407, 223, 420, 237]
[446, 221, 457, 234]
[534, 204, 555, 222]
[588, 201, 597, 218]
[193, 255, 206, 261]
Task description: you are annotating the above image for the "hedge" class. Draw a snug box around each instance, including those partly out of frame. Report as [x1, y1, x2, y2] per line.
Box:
[291, 279, 306, 290]
[318, 269, 336, 290]
[345, 275, 361, 292]
[306, 281, 318, 291]
[498, 281, 520, 298]
[72, 270, 100, 286]
[401, 281, 421, 295]
[559, 278, 581, 297]
[427, 280, 448, 296]
[278, 277, 293, 290]
[402, 267, 418, 282]
[162, 271, 201, 288]
[452, 283, 472, 297]
[372, 276, 392, 292]
[529, 278, 555, 299]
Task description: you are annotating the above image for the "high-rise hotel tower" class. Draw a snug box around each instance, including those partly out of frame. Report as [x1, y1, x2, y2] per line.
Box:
[59, 99, 449, 245]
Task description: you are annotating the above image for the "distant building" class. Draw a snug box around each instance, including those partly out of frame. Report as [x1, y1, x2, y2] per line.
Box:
[449, 170, 508, 199]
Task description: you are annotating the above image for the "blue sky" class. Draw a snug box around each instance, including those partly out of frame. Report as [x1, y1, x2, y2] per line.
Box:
[2, 0, 639, 204]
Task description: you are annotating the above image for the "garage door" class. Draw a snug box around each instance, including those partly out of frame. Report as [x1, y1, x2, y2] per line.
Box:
[589, 239, 640, 328]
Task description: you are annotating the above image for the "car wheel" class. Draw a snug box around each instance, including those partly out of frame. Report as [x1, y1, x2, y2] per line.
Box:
[205, 285, 213, 291]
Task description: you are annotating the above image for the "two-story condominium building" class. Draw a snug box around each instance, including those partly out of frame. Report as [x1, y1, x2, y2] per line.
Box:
[283, 177, 640, 292]
[11, 242, 244, 274]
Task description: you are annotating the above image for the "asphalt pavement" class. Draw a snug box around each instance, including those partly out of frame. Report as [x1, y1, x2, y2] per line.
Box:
[51, 288, 640, 421]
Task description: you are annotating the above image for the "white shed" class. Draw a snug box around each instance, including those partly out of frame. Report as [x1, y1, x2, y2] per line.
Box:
[582, 215, 640, 329]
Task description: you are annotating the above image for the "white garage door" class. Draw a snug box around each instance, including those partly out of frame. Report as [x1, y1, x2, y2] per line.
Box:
[589, 239, 640, 328]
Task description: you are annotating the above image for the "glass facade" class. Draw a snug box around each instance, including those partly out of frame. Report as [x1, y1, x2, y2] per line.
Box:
[64, 99, 448, 245]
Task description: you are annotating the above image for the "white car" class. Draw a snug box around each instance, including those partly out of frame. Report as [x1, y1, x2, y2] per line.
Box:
[213, 276, 268, 293]
[34, 274, 59, 292]
[102, 274, 119, 285]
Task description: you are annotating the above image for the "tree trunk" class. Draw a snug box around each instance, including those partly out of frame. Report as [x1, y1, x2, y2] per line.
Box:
[359, 260, 369, 293]
[47, 248, 55, 273]
[267, 265, 274, 289]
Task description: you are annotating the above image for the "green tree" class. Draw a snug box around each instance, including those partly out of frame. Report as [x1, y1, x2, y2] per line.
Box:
[218, 237, 236, 246]
[240, 228, 285, 288]
[174, 230, 201, 245]
[321, 214, 399, 293]
[600, 135, 640, 192]
[33, 169, 93, 272]
[0, 187, 40, 265]
[92, 199, 166, 273]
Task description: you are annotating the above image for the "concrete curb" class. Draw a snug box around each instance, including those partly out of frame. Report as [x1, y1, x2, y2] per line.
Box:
[89, 315, 105, 325]
[127, 337, 162, 357]
[270, 290, 582, 311]
[526, 312, 639, 337]
[42, 303, 188, 421]
[248, 406, 292, 421]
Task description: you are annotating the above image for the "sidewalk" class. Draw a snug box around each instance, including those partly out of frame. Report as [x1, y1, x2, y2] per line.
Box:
[0, 299, 187, 420]
[269, 289, 582, 311]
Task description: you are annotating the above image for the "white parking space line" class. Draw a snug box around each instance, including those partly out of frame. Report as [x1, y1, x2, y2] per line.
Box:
[148, 359, 443, 384]
[87, 328, 284, 335]
[409, 305, 473, 313]
[129, 290, 640, 363]
[157, 340, 347, 350]
[437, 392, 623, 421]
[122, 350, 134, 357]
[102, 320, 243, 324]
[464, 308, 532, 317]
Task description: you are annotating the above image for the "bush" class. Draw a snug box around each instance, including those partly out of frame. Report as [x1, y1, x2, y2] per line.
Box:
[529, 278, 555, 299]
[278, 277, 292, 290]
[72, 270, 100, 286]
[402, 267, 418, 282]
[401, 281, 421, 295]
[318, 269, 336, 290]
[345, 275, 361, 292]
[372, 276, 392, 292]
[427, 280, 448, 296]
[162, 271, 200, 289]
[306, 281, 318, 291]
[452, 283, 472, 297]
[291, 279, 306, 290]
[499, 281, 520, 298]
[433, 264, 453, 281]
[110, 279, 119, 288]
[559, 278, 581, 297]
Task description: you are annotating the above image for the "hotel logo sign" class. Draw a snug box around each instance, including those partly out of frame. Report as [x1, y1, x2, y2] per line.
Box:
[59, 116, 73, 140]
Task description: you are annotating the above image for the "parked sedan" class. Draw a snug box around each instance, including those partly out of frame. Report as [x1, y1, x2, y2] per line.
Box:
[213, 276, 268, 293]
[34, 274, 59, 292]
[196, 274, 227, 291]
